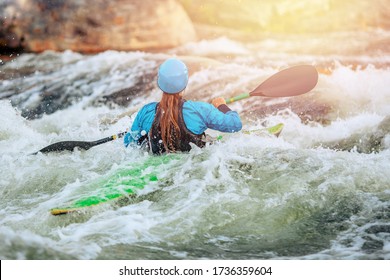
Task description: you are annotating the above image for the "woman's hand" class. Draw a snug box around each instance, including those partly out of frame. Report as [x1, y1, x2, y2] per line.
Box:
[211, 97, 226, 108]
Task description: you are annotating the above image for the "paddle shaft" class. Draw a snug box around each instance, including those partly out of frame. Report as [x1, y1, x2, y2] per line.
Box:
[225, 93, 251, 104]
[94, 131, 127, 146]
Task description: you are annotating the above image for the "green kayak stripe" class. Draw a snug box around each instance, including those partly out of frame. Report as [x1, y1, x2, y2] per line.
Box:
[51, 154, 180, 215]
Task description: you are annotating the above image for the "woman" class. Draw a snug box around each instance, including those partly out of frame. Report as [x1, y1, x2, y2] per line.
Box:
[124, 58, 242, 154]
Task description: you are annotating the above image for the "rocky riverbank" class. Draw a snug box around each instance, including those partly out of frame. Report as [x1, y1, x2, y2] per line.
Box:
[1, 0, 389, 55]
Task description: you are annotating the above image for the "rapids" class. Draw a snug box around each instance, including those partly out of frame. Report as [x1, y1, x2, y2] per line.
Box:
[1, 31, 390, 259]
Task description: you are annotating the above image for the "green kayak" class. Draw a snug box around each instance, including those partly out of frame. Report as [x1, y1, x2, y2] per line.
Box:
[50, 123, 284, 215]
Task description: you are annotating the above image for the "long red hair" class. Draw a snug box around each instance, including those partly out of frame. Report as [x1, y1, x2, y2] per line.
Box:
[156, 93, 183, 152]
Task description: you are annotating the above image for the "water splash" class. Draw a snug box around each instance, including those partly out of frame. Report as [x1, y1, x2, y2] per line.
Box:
[0, 34, 389, 259]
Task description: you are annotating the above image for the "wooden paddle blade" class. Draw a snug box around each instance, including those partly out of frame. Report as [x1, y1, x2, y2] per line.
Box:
[37, 141, 95, 154]
[250, 65, 318, 97]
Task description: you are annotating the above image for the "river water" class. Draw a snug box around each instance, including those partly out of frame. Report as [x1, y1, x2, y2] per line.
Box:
[1, 30, 390, 260]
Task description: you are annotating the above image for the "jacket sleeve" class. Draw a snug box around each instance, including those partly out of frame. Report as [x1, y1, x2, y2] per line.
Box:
[123, 102, 157, 147]
[203, 103, 242, 133]
[207, 110, 242, 132]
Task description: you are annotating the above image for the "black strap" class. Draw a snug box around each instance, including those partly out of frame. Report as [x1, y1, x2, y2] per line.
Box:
[217, 104, 232, 113]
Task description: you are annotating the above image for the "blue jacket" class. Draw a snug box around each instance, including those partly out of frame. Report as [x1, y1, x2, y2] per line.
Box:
[124, 100, 242, 147]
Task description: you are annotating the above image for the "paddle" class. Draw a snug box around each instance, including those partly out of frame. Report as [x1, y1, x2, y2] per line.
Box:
[33, 131, 127, 154]
[225, 65, 318, 104]
[34, 65, 318, 154]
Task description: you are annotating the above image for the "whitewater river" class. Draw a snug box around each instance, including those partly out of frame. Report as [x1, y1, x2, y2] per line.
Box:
[1, 31, 390, 259]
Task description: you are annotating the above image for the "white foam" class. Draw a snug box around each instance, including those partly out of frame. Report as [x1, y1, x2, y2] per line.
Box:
[1, 41, 390, 259]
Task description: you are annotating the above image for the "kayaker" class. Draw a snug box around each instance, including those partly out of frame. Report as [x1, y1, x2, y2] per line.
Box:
[124, 58, 242, 154]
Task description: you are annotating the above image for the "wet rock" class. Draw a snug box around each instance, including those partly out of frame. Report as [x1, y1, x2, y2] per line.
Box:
[362, 236, 384, 253]
[0, 0, 197, 53]
[95, 71, 157, 107]
[241, 94, 333, 124]
[365, 224, 390, 234]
